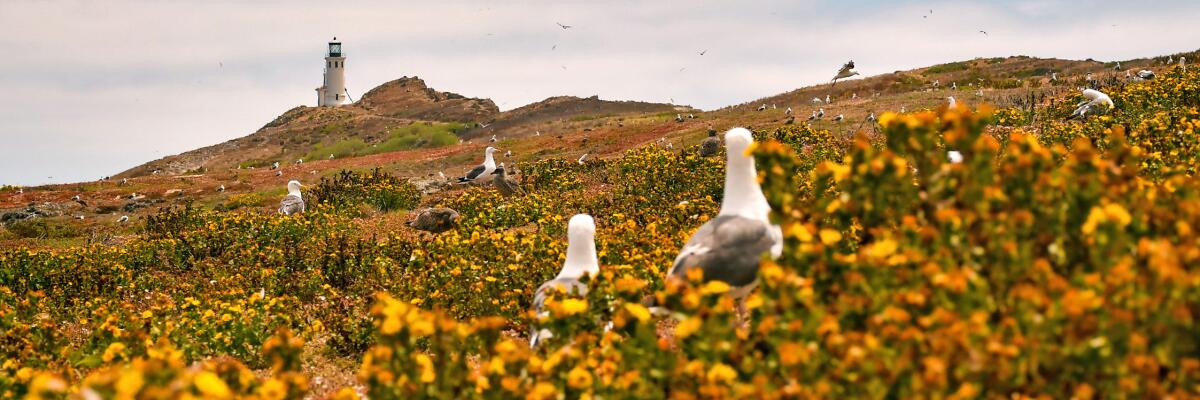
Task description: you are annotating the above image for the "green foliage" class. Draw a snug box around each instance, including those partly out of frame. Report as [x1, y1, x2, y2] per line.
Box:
[925, 61, 969, 74]
[310, 168, 422, 213]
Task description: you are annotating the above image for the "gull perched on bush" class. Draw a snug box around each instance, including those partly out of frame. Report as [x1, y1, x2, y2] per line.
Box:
[279, 180, 305, 215]
[530, 214, 599, 348]
[457, 146, 498, 184]
[1068, 89, 1114, 120]
[699, 129, 721, 157]
[668, 128, 782, 301]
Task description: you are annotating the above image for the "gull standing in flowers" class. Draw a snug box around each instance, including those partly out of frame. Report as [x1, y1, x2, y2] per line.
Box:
[1068, 88, 1114, 120]
[668, 128, 782, 301]
[491, 163, 525, 197]
[530, 214, 599, 348]
[457, 146, 498, 184]
[279, 180, 305, 215]
[699, 129, 721, 157]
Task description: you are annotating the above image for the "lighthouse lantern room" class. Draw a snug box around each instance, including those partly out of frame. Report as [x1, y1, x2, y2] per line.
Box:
[316, 38, 349, 107]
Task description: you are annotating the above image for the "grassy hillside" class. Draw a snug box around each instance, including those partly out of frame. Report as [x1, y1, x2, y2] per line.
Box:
[1, 55, 1199, 398]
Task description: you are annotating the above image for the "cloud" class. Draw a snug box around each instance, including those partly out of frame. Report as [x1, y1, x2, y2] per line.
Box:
[0, 0, 1197, 185]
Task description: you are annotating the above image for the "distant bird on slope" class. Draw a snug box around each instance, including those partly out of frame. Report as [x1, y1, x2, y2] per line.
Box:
[757, 104, 766, 112]
[817, 108, 825, 119]
[668, 128, 782, 302]
[504, 150, 513, 158]
[492, 163, 525, 197]
[458, 146, 498, 184]
[118, 215, 129, 223]
[785, 107, 793, 115]
[530, 214, 599, 348]
[279, 180, 305, 215]
[699, 129, 721, 157]
[832, 60, 859, 84]
[807, 111, 817, 121]
[490, 134, 498, 143]
[1068, 89, 1114, 120]
[407, 207, 461, 233]
[72, 195, 87, 207]
[217, 185, 225, 193]
[834, 114, 844, 122]
[577, 153, 589, 165]
[1136, 69, 1155, 80]
[676, 114, 685, 123]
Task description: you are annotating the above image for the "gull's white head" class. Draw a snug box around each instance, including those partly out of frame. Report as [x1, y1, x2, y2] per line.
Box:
[561, 214, 599, 278]
[1083, 89, 1114, 108]
[485, 146, 497, 154]
[724, 128, 754, 160]
[287, 180, 303, 195]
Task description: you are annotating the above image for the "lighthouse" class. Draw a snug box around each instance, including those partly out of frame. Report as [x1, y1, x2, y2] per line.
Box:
[316, 38, 349, 107]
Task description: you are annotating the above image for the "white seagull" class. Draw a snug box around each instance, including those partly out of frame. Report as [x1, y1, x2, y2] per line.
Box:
[279, 180, 305, 215]
[947, 96, 958, 109]
[529, 214, 599, 348]
[577, 153, 589, 165]
[757, 104, 767, 112]
[1069, 89, 1114, 120]
[784, 107, 793, 115]
[834, 114, 844, 122]
[668, 128, 783, 301]
[457, 146, 499, 184]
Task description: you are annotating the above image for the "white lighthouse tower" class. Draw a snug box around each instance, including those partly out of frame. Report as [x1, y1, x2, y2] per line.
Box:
[316, 38, 349, 107]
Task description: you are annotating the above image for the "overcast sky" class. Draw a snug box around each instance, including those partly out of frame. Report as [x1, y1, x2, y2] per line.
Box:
[1, 0, 1197, 186]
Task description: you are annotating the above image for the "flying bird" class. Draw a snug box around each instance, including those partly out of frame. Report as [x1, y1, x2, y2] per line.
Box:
[556, 22, 572, 29]
[699, 50, 707, 56]
[668, 128, 782, 303]
[832, 60, 859, 83]
[530, 214, 599, 348]
[979, 30, 988, 36]
[457, 147, 498, 184]
[278, 180, 305, 215]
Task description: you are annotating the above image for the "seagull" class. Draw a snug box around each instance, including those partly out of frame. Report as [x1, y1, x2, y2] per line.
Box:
[458, 147, 498, 184]
[329, 154, 335, 159]
[295, 159, 303, 164]
[1136, 69, 1155, 80]
[867, 112, 877, 122]
[1114, 61, 1121, 70]
[825, 94, 831, 103]
[699, 50, 707, 56]
[556, 22, 572, 29]
[976, 89, 984, 97]
[217, 185, 225, 192]
[577, 153, 589, 165]
[947, 150, 964, 164]
[979, 30, 988, 36]
[504, 150, 513, 158]
[1069, 89, 1114, 120]
[947, 96, 957, 109]
[490, 134, 498, 143]
[479, 122, 491, 129]
[852, 93, 858, 99]
[279, 180, 305, 215]
[118, 215, 129, 223]
[275, 171, 283, 177]
[808, 111, 817, 121]
[812, 97, 823, 104]
[530, 214, 599, 348]
[784, 107, 793, 115]
[832, 60, 859, 83]
[900, 106, 907, 113]
[817, 108, 825, 119]
[535, 130, 541, 136]
[951, 82, 957, 90]
[1086, 73, 1094, 82]
[120, 178, 128, 186]
[407, 208, 461, 233]
[492, 163, 525, 197]
[271, 162, 279, 170]
[933, 79, 940, 88]
[666, 142, 674, 150]
[1051, 72, 1058, 82]
[668, 128, 782, 302]
[699, 129, 721, 157]
[676, 114, 685, 123]
[72, 195, 87, 207]
[439, 171, 447, 180]
[834, 114, 844, 122]
[1167, 55, 1174, 64]
[756, 104, 766, 112]
[1180, 56, 1187, 71]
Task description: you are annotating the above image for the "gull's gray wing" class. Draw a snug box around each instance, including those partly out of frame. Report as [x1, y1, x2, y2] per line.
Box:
[669, 215, 775, 288]
[279, 195, 305, 215]
[461, 164, 487, 181]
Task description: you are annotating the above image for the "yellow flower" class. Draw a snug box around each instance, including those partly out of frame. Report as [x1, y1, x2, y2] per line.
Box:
[624, 303, 651, 322]
[865, 238, 898, 259]
[819, 229, 842, 245]
[557, 298, 588, 316]
[194, 371, 232, 399]
[256, 378, 287, 400]
[567, 366, 593, 389]
[115, 370, 145, 397]
[102, 342, 126, 363]
[415, 353, 436, 383]
[707, 363, 738, 382]
[700, 280, 731, 295]
[675, 317, 702, 338]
